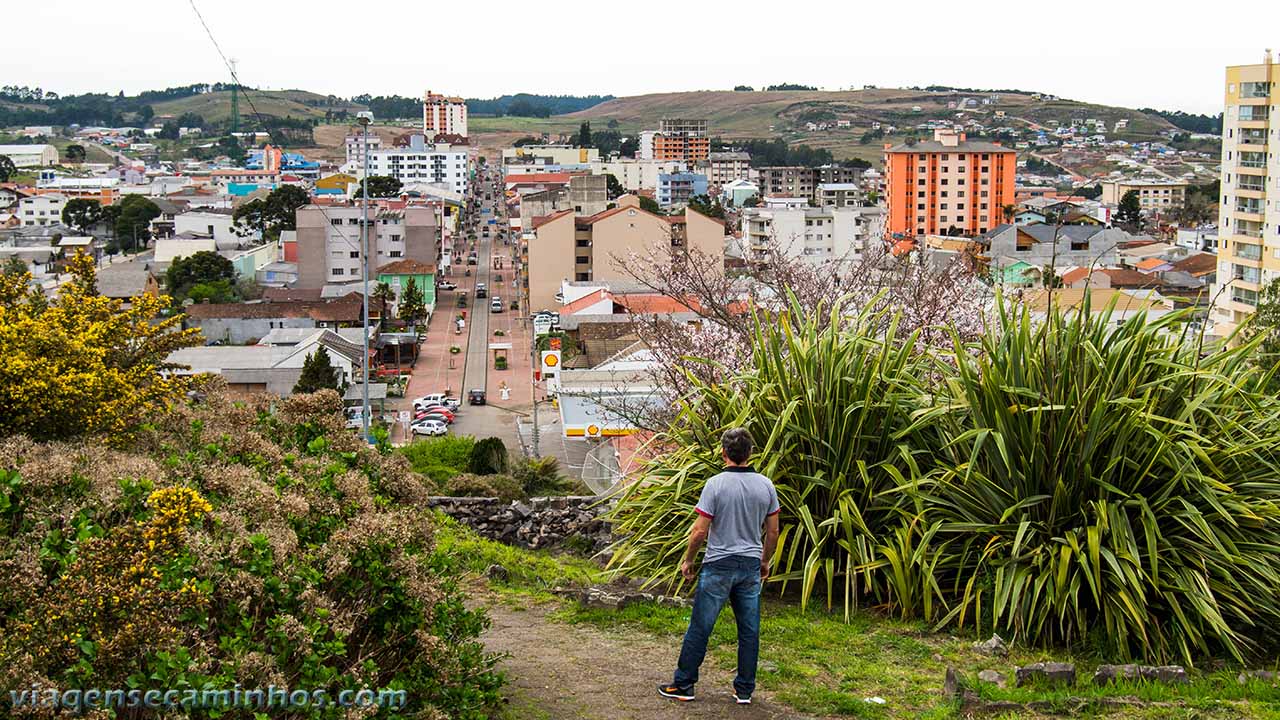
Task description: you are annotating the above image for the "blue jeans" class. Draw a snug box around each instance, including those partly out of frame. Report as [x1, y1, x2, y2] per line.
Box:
[672, 555, 762, 697]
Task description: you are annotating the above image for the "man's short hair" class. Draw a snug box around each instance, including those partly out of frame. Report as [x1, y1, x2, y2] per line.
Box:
[720, 427, 753, 465]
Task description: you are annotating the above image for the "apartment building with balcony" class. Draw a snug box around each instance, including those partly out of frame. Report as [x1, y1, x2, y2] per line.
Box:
[883, 129, 1017, 239]
[1099, 179, 1188, 211]
[1213, 52, 1279, 332]
[739, 205, 884, 267]
[700, 151, 751, 187]
[294, 205, 439, 290]
[656, 172, 708, 207]
[755, 166, 814, 200]
[524, 195, 724, 311]
[344, 133, 383, 171]
[423, 91, 468, 139]
[648, 118, 711, 163]
[365, 135, 469, 196]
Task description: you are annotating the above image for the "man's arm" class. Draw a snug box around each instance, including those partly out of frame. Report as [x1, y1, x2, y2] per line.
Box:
[761, 513, 780, 580]
[680, 514, 712, 581]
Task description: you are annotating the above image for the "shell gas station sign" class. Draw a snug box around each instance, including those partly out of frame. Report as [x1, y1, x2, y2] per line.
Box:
[540, 350, 561, 392]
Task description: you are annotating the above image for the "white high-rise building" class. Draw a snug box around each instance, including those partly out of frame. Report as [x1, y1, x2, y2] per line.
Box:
[345, 133, 383, 171]
[366, 135, 469, 196]
[423, 91, 468, 139]
[1213, 52, 1279, 334]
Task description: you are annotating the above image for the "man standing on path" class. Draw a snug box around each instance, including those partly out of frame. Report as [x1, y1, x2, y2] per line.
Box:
[658, 428, 781, 706]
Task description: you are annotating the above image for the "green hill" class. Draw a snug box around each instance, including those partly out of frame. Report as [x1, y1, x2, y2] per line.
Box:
[466, 88, 1182, 163]
[152, 89, 366, 124]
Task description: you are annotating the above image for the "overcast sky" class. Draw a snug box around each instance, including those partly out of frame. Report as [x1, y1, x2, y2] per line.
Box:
[6, 0, 1275, 115]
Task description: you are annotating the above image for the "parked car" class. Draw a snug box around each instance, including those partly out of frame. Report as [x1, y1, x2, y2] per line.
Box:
[413, 393, 451, 409]
[438, 280, 458, 291]
[411, 419, 448, 437]
[414, 404, 456, 420]
[467, 254, 478, 265]
[456, 295, 467, 308]
[414, 407, 455, 422]
[468, 389, 487, 406]
[491, 297, 503, 313]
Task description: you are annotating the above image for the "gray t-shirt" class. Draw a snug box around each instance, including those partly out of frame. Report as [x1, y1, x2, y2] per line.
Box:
[695, 466, 780, 563]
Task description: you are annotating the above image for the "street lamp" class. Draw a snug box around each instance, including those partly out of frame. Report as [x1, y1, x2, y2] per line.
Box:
[356, 110, 374, 443]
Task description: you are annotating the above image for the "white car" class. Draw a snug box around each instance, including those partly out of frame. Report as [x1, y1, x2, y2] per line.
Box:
[414, 394, 460, 411]
[344, 407, 364, 429]
[411, 419, 448, 437]
[438, 280, 458, 291]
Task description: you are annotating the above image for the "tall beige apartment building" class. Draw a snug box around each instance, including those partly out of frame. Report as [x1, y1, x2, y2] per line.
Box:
[523, 195, 724, 311]
[1215, 52, 1278, 332]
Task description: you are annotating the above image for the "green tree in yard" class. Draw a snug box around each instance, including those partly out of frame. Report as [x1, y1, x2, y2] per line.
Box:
[1116, 189, 1143, 228]
[64, 144, 87, 163]
[292, 345, 342, 394]
[605, 174, 625, 200]
[2, 256, 27, 277]
[688, 194, 727, 220]
[371, 281, 396, 328]
[165, 250, 235, 297]
[639, 196, 662, 214]
[357, 175, 402, 198]
[0, 156, 16, 182]
[62, 198, 104, 234]
[467, 437, 509, 476]
[185, 279, 237, 304]
[577, 121, 591, 148]
[232, 184, 309, 241]
[1246, 279, 1280, 393]
[398, 277, 426, 325]
[158, 121, 180, 141]
[113, 195, 161, 252]
[217, 135, 247, 165]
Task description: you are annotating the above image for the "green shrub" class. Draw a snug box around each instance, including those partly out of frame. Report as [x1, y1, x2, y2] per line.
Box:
[400, 434, 475, 481]
[608, 294, 1280, 664]
[445, 473, 524, 501]
[494, 356, 508, 370]
[511, 455, 576, 496]
[468, 437, 510, 475]
[0, 390, 504, 717]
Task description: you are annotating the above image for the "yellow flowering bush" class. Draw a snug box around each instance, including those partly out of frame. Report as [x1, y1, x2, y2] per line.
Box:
[0, 251, 202, 442]
[1, 486, 211, 677]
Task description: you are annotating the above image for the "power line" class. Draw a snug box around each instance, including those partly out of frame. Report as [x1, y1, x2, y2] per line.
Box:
[187, 0, 269, 133]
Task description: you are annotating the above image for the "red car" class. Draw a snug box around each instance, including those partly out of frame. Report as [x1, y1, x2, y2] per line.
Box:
[415, 407, 455, 423]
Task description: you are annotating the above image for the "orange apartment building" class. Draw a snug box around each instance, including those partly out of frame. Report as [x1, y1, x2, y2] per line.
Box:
[883, 129, 1016, 239]
[651, 118, 710, 163]
[653, 134, 710, 163]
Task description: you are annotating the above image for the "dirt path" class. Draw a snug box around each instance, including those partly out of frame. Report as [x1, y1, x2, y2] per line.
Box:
[479, 595, 812, 720]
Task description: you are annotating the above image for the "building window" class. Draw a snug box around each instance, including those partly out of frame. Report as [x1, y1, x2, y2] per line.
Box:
[389, 250, 402, 257]
[332, 268, 344, 276]
[330, 218, 341, 225]
[350, 251, 359, 258]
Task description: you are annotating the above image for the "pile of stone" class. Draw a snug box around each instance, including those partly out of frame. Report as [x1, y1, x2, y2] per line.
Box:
[427, 496, 612, 552]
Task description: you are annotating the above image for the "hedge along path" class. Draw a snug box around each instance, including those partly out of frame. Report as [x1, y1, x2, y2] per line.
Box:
[475, 590, 813, 720]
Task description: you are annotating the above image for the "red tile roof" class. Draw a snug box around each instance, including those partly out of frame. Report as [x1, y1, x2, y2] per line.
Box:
[1171, 253, 1216, 277]
[1135, 257, 1169, 271]
[561, 289, 612, 315]
[376, 259, 436, 275]
[505, 173, 572, 186]
[530, 209, 574, 230]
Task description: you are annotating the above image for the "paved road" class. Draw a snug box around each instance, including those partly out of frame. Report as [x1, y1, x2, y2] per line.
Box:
[460, 229, 493, 399]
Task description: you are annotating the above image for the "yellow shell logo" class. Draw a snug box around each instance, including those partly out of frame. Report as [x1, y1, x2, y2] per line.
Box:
[544, 354, 559, 367]
[587, 424, 600, 436]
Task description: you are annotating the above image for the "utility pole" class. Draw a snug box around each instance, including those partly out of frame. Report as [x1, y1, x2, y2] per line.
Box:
[229, 58, 240, 135]
[357, 111, 374, 443]
[530, 314, 539, 458]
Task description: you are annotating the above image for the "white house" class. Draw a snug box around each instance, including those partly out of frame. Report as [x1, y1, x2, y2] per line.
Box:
[0, 144, 59, 167]
[740, 205, 882, 267]
[173, 210, 248, 246]
[18, 193, 67, 226]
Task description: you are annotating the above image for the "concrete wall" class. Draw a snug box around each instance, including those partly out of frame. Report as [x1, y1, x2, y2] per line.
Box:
[528, 212, 576, 312]
[187, 316, 317, 345]
[295, 207, 329, 289]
